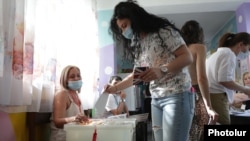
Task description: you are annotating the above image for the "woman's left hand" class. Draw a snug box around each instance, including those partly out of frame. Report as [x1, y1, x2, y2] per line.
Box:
[76, 113, 89, 123]
[139, 67, 162, 82]
[207, 108, 219, 125]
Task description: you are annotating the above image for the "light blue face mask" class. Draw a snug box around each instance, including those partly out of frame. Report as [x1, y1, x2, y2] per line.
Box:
[68, 80, 83, 90]
[237, 51, 249, 60]
[122, 26, 133, 39]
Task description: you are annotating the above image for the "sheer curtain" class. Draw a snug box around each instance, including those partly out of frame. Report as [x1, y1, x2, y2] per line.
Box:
[0, 0, 99, 113]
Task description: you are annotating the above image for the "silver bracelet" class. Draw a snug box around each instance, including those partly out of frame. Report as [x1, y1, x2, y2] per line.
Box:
[120, 99, 125, 102]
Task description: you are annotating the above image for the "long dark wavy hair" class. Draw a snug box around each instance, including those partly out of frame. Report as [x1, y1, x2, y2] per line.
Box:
[181, 20, 204, 46]
[109, 0, 181, 62]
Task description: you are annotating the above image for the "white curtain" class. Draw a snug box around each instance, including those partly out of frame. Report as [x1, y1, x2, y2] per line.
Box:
[0, 0, 99, 113]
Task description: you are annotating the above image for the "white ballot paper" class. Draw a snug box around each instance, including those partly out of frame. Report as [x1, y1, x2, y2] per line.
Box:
[93, 92, 109, 118]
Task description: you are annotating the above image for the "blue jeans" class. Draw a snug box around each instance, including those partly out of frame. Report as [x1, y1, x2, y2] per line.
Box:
[151, 91, 194, 141]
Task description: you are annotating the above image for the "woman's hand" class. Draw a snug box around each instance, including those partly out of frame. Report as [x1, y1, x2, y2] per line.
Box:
[139, 67, 162, 82]
[207, 108, 219, 125]
[102, 84, 116, 94]
[75, 113, 89, 123]
[243, 87, 250, 96]
[233, 93, 250, 103]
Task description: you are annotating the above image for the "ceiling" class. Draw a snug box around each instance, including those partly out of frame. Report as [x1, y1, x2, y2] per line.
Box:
[97, 0, 250, 42]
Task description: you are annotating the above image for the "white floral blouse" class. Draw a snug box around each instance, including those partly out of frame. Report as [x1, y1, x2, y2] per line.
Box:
[134, 26, 191, 98]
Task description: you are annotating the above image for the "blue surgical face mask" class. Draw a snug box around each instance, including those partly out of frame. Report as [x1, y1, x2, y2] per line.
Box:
[122, 26, 133, 39]
[237, 51, 249, 60]
[68, 80, 83, 90]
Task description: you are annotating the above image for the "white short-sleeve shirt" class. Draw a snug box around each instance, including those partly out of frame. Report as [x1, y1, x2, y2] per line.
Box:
[206, 47, 236, 103]
[105, 94, 120, 112]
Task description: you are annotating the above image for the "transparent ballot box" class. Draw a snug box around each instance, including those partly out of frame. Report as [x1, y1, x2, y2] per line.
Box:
[64, 118, 136, 141]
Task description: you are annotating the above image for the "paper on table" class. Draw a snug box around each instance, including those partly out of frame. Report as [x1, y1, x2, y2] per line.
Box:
[231, 112, 250, 117]
[230, 109, 250, 117]
[93, 92, 109, 118]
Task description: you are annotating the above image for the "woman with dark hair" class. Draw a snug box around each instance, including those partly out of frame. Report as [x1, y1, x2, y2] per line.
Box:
[181, 20, 218, 141]
[105, 1, 194, 141]
[206, 32, 250, 124]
